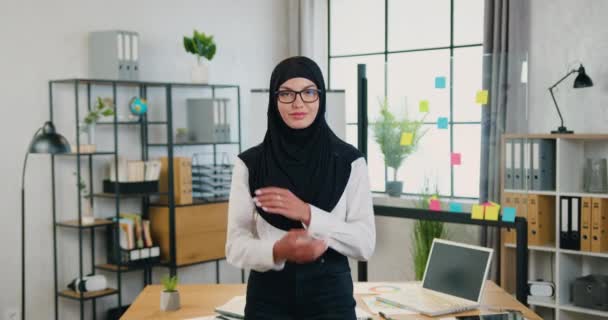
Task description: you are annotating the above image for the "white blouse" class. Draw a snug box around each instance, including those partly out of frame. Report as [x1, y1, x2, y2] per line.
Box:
[225, 157, 376, 272]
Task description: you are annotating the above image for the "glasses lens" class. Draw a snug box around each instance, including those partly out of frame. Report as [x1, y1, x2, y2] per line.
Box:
[301, 89, 319, 102]
[277, 91, 296, 103]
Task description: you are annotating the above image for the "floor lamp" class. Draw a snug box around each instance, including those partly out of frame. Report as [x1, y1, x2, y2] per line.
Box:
[21, 121, 70, 320]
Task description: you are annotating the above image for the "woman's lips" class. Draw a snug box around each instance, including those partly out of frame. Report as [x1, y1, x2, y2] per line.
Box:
[290, 113, 307, 119]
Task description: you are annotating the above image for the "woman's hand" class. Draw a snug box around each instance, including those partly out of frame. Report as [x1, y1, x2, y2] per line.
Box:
[273, 229, 327, 264]
[254, 187, 311, 226]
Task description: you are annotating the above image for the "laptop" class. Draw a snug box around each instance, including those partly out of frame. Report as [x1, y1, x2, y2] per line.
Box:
[376, 239, 493, 317]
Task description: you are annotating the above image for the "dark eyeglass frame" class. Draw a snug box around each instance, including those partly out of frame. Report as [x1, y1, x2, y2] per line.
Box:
[275, 88, 323, 103]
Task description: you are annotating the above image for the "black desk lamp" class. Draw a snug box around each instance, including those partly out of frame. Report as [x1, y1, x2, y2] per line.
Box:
[21, 121, 70, 320]
[549, 64, 593, 134]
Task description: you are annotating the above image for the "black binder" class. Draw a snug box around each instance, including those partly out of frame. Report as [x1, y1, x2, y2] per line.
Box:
[570, 197, 581, 250]
[560, 197, 573, 249]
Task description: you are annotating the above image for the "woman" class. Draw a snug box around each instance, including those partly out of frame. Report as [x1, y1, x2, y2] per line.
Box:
[226, 56, 376, 319]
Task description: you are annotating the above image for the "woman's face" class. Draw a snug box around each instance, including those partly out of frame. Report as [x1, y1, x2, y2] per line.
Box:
[276, 77, 320, 129]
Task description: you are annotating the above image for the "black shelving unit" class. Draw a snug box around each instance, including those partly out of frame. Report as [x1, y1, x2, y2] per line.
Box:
[49, 78, 242, 319]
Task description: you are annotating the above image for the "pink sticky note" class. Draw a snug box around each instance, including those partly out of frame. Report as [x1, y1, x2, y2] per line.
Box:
[451, 153, 461, 165]
[429, 199, 441, 211]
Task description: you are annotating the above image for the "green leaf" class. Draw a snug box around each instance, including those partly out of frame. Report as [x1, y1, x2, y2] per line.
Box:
[101, 108, 114, 117]
[183, 37, 195, 54]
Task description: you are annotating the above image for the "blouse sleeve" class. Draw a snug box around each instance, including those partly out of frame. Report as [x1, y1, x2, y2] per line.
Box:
[225, 158, 286, 272]
[304, 158, 376, 261]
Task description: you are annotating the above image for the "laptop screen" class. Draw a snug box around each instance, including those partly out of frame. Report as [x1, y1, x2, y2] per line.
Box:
[422, 240, 492, 302]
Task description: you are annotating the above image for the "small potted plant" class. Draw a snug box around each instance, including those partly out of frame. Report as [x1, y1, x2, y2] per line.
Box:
[74, 172, 94, 225]
[160, 275, 180, 311]
[373, 98, 426, 197]
[183, 30, 217, 83]
[80, 97, 115, 152]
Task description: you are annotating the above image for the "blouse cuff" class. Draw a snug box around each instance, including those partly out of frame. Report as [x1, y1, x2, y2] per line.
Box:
[304, 204, 333, 240]
[260, 238, 286, 271]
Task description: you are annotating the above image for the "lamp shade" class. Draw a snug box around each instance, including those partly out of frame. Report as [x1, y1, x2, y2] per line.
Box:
[574, 65, 593, 88]
[28, 121, 71, 154]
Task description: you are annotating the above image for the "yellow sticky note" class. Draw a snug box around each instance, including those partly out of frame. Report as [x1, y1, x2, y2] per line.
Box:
[471, 204, 485, 220]
[400, 132, 413, 146]
[476, 90, 488, 104]
[419, 100, 429, 112]
[485, 206, 500, 221]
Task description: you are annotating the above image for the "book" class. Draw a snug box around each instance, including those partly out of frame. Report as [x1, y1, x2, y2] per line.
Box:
[142, 220, 153, 247]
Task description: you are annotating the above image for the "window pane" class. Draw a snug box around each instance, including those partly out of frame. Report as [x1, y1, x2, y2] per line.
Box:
[394, 125, 451, 195]
[367, 125, 386, 192]
[386, 50, 450, 123]
[330, 55, 385, 123]
[453, 46, 483, 122]
[388, 0, 450, 51]
[346, 124, 358, 148]
[454, 0, 485, 45]
[330, 0, 385, 55]
[453, 124, 481, 198]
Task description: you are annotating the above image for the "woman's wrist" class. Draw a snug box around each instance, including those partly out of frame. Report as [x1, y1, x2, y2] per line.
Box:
[302, 204, 311, 226]
[272, 241, 285, 263]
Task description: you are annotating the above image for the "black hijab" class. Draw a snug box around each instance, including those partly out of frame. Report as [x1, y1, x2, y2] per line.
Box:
[238, 56, 363, 231]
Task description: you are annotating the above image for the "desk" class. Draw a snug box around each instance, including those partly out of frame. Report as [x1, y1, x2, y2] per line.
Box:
[122, 281, 541, 320]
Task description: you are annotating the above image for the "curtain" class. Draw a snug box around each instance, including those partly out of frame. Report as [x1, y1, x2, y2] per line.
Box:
[479, 0, 510, 282]
[286, 0, 328, 77]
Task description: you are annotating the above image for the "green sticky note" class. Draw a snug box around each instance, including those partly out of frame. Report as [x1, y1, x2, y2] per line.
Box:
[476, 90, 489, 104]
[419, 100, 429, 113]
[400, 132, 413, 146]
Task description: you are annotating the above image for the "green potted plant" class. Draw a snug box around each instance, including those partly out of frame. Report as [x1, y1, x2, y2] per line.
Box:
[373, 98, 426, 197]
[80, 97, 114, 152]
[160, 275, 180, 311]
[183, 30, 217, 83]
[412, 183, 445, 280]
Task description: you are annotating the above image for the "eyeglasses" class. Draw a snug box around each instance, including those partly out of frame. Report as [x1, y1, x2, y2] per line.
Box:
[275, 88, 322, 103]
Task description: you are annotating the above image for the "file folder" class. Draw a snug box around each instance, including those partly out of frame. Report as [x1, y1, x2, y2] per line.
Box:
[89, 30, 130, 80]
[591, 198, 608, 252]
[505, 141, 514, 189]
[527, 194, 555, 246]
[560, 197, 572, 249]
[130, 32, 139, 80]
[581, 197, 592, 251]
[531, 139, 556, 191]
[570, 197, 581, 250]
[513, 139, 523, 189]
[523, 140, 532, 190]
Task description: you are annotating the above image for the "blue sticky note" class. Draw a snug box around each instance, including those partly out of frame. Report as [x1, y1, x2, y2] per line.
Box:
[437, 117, 449, 129]
[449, 202, 463, 213]
[502, 207, 517, 222]
[435, 76, 446, 89]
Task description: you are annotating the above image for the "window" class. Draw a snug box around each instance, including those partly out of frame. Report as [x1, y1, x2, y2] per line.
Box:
[328, 0, 484, 199]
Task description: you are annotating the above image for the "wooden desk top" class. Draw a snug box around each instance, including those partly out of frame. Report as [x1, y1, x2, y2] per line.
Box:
[122, 281, 541, 320]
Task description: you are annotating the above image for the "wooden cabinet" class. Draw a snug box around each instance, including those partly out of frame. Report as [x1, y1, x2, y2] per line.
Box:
[150, 202, 228, 266]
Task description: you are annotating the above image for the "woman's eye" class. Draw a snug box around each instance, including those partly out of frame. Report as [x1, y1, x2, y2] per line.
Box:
[304, 89, 317, 96]
[279, 91, 293, 97]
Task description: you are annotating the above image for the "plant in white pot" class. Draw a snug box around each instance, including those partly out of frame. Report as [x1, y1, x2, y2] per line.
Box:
[79, 97, 114, 153]
[183, 30, 217, 83]
[160, 275, 180, 311]
[373, 98, 426, 197]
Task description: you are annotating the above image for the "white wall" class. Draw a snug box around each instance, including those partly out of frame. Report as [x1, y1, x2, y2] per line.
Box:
[526, 0, 608, 134]
[0, 0, 289, 319]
